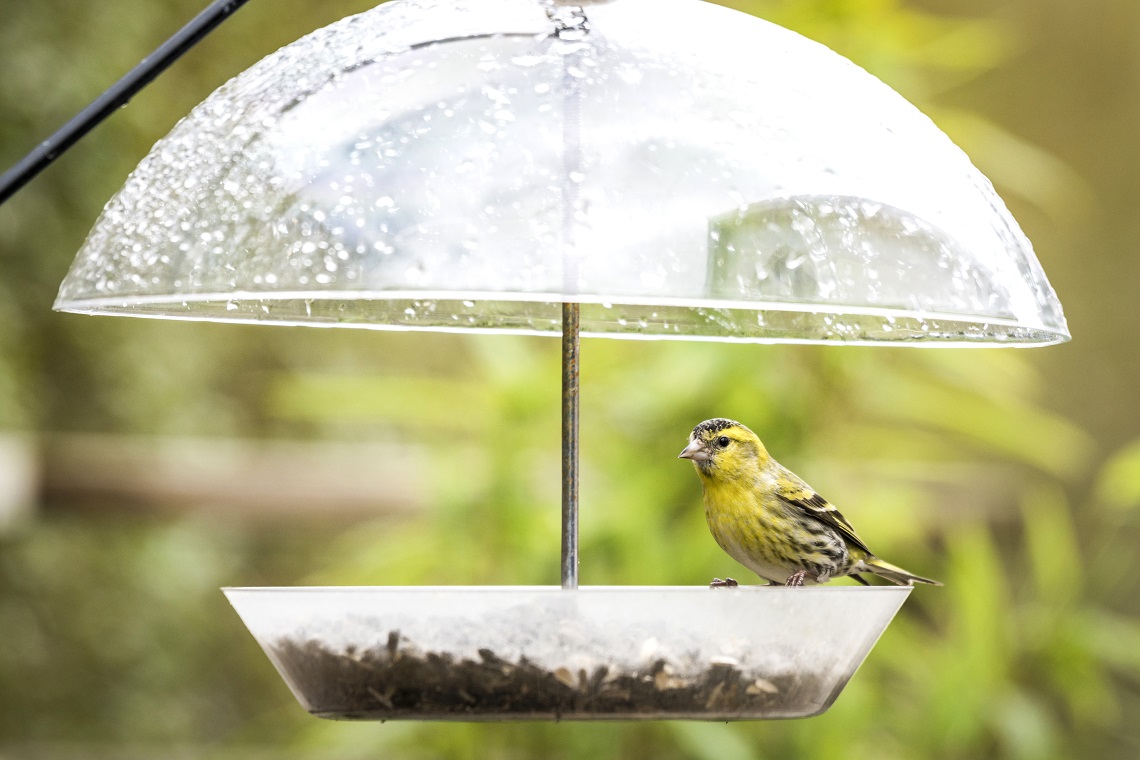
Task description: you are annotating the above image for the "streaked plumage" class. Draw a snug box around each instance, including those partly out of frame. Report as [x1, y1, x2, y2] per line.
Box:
[679, 418, 940, 587]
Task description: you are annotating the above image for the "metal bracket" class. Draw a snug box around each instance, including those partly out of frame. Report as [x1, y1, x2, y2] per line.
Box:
[0, 0, 251, 205]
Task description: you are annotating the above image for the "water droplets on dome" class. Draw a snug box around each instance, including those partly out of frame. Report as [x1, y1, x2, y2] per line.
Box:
[54, 0, 1068, 346]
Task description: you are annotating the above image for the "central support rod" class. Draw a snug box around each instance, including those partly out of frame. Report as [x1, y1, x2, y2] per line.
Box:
[561, 302, 581, 590]
[550, 3, 589, 591]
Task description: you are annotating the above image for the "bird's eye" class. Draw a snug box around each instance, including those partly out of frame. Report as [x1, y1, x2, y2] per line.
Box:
[717, 436, 731, 448]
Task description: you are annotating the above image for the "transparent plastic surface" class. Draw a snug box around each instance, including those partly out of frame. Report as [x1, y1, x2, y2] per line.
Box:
[223, 585, 911, 720]
[55, 0, 1068, 345]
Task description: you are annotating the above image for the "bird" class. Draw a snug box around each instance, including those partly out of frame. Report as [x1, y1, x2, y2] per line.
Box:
[678, 418, 941, 588]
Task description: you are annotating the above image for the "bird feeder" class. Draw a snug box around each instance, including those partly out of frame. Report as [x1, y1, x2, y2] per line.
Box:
[49, 0, 1066, 720]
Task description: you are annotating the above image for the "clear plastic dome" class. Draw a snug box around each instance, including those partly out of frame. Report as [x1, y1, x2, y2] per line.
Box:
[54, 0, 1069, 345]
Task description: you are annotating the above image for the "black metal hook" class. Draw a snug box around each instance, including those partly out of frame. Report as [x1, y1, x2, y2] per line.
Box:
[0, 0, 252, 206]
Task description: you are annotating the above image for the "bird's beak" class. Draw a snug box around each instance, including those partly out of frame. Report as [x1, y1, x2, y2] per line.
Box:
[678, 439, 709, 461]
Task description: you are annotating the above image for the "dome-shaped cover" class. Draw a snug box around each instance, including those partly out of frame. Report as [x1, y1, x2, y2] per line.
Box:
[55, 0, 1069, 345]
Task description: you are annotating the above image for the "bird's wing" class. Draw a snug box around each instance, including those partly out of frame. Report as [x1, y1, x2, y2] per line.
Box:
[775, 471, 873, 555]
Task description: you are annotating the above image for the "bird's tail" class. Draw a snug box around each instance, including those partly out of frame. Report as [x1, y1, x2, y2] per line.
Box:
[864, 556, 942, 586]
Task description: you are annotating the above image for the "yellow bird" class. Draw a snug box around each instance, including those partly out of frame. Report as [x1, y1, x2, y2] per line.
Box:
[678, 418, 941, 588]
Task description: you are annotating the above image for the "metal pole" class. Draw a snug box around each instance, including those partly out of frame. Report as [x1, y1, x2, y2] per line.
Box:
[561, 302, 581, 590]
[549, 3, 589, 591]
[0, 0, 252, 205]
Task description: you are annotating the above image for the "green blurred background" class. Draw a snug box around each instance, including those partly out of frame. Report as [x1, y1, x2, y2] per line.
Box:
[1, 0, 1139, 757]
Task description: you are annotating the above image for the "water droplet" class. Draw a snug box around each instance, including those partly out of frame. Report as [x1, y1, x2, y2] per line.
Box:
[617, 66, 643, 85]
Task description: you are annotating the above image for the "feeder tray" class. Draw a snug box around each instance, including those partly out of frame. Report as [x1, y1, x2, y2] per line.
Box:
[225, 586, 910, 720]
[42, 0, 1070, 723]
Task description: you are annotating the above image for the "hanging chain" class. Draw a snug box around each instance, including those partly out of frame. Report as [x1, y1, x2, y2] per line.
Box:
[545, 4, 591, 41]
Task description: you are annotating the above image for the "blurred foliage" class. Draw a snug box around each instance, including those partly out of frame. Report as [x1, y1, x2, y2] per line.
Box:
[1, 0, 1139, 759]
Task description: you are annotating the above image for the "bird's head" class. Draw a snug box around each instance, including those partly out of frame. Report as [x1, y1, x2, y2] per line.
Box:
[678, 418, 769, 480]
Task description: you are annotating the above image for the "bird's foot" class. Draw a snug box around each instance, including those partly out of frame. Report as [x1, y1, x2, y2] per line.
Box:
[785, 571, 806, 587]
[709, 577, 739, 589]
